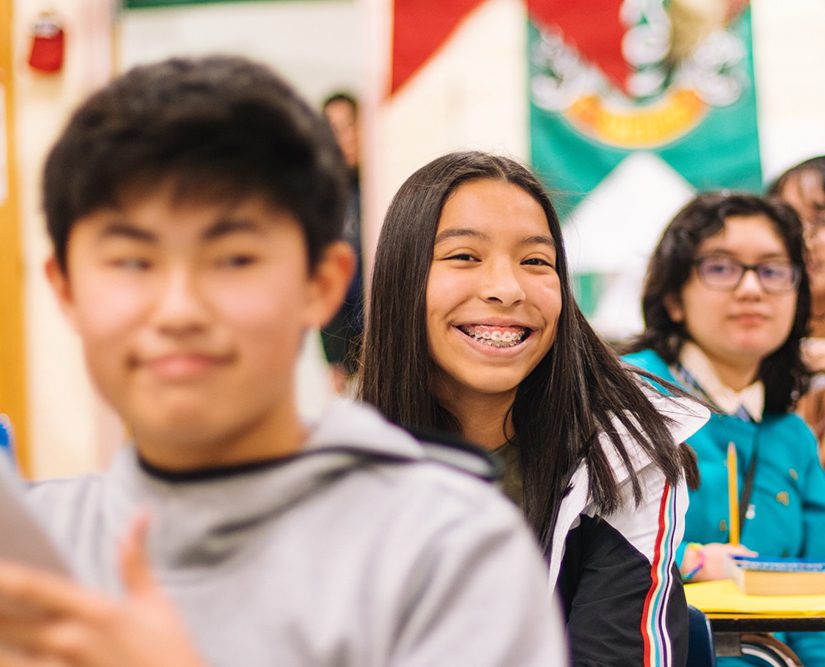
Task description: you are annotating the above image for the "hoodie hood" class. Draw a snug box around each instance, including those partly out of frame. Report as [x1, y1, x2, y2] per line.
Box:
[306, 400, 502, 480]
[28, 400, 499, 581]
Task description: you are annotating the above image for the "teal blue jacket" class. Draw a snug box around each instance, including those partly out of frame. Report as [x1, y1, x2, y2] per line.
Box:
[625, 349, 825, 666]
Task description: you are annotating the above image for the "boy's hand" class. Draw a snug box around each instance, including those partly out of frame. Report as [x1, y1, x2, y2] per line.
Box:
[0, 514, 206, 667]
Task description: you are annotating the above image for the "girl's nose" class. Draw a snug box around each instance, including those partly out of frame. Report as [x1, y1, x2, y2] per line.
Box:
[481, 263, 525, 307]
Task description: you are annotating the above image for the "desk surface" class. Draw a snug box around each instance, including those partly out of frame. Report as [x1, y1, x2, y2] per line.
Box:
[686, 580, 825, 615]
[686, 580, 825, 634]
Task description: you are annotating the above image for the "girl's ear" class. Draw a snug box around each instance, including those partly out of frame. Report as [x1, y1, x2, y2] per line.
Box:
[663, 292, 684, 323]
[303, 241, 356, 329]
[44, 256, 79, 330]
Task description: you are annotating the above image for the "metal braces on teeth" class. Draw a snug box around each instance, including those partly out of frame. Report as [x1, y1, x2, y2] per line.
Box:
[464, 328, 527, 347]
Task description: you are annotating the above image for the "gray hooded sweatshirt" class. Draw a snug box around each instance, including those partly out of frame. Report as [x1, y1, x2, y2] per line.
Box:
[23, 400, 567, 666]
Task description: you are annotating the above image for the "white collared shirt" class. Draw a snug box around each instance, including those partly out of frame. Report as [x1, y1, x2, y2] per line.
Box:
[678, 341, 765, 422]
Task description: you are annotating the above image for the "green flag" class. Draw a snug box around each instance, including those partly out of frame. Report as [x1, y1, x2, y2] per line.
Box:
[528, 2, 762, 325]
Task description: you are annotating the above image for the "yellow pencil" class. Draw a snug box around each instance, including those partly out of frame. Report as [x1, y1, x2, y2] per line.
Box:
[728, 442, 739, 546]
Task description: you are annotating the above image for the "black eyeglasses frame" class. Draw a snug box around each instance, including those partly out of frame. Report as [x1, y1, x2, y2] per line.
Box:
[692, 256, 801, 295]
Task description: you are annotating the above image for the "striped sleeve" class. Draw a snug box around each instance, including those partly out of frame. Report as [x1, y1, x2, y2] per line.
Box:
[640, 482, 680, 666]
[557, 473, 689, 666]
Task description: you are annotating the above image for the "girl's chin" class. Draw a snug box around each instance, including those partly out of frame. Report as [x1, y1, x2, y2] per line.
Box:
[728, 341, 783, 362]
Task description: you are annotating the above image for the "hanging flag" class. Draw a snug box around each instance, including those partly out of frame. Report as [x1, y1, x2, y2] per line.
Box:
[390, 0, 485, 95]
[528, 0, 760, 211]
[527, 0, 761, 328]
[389, 0, 760, 191]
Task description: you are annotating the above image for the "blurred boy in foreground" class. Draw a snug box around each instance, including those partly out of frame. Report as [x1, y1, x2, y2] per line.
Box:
[0, 57, 565, 666]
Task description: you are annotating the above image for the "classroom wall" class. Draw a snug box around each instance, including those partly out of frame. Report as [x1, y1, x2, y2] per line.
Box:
[751, 0, 825, 181]
[9, 0, 825, 477]
[13, 0, 119, 477]
[0, 0, 28, 472]
[119, 0, 362, 107]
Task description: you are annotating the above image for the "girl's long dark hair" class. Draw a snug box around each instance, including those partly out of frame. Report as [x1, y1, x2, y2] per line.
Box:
[359, 151, 697, 550]
[626, 193, 810, 413]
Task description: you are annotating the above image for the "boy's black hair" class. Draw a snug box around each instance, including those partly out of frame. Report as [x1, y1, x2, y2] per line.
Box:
[44, 56, 348, 272]
[626, 192, 810, 413]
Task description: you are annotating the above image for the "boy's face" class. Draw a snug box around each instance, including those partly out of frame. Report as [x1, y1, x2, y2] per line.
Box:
[47, 185, 353, 469]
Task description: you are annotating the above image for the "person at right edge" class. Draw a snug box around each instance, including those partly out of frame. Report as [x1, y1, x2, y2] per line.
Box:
[770, 157, 825, 465]
[625, 192, 825, 665]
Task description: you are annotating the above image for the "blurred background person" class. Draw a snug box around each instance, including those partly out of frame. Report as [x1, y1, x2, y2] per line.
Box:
[320, 92, 364, 393]
[770, 157, 825, 463]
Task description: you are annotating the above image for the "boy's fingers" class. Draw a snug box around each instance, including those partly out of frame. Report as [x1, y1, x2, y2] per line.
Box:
[0, 645, 30, 667]
[0, 563, 101, 621]
[119, 512, 157, 596]
[0, 641, 65, 667]
[0, 617, 84, 660]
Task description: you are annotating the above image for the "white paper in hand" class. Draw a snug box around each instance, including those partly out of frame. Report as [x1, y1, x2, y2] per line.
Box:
[0, 456, 71, 575]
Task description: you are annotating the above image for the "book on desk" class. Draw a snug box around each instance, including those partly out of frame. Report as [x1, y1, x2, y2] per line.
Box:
[727, 555, 825, 596]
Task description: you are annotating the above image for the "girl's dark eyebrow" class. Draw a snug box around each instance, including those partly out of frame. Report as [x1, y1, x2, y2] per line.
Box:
[699, 248, 790, 260]
[434, 228, 487, 244]
[433, 229, 555, 247]
[520, 235, 555, 248]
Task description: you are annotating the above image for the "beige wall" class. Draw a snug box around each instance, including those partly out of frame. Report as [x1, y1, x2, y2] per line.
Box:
[752, 0, 825, 181]
[14, 0, 118, 477]
[13, 0, 825, 477]
[119, 1, 362, 107]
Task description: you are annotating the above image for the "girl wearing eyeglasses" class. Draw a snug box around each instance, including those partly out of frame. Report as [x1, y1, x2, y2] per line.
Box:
[625, 192, 825, 665]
